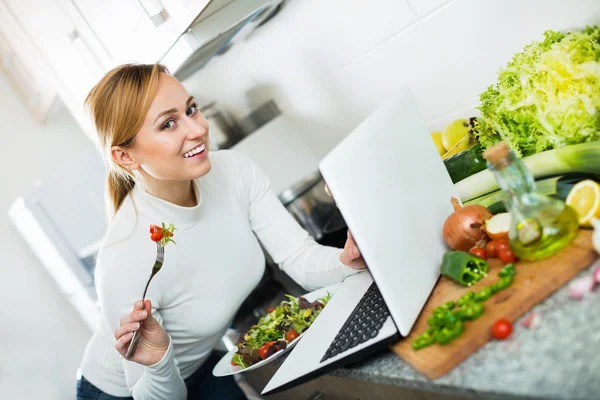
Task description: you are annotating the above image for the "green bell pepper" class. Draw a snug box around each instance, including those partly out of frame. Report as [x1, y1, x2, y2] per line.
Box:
[498, 263, 516, 278]
[457, 292, 475, 307]
[474, 287, 493, 302]
[412, 327, 438, 350]
[441, 251, 488, 287]
[460, 302, 484, 320]
[427, 308, 458, 328]
[492, 275, 513, 293]
[435, 320, 464, 345]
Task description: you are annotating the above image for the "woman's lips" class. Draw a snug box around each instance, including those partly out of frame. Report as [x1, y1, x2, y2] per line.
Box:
[185, 149, 207, 160]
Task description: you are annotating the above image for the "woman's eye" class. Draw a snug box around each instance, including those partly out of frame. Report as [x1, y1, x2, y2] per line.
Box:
[186, 104, 198, 116]
[162, 120, 176, 130]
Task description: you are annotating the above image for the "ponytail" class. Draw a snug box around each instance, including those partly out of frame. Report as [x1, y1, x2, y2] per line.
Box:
[106, 168, 135, 220]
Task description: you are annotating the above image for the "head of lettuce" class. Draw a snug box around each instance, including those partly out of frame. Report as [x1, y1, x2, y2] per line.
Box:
[477, 26, 600, 158]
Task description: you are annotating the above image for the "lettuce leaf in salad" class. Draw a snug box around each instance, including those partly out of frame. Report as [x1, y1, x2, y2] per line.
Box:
[232, 292, 331, 368]
[476, 25, 600, 157]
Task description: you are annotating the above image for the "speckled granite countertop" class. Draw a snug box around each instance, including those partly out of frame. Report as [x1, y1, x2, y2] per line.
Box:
[321, 259, 600, 400]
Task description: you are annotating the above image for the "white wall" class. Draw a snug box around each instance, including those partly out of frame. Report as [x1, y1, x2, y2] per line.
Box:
[183, 0, 600, 158]
[0, 72, 92, 399]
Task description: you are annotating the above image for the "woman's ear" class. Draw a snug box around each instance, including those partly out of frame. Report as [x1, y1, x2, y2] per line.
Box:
[111, 146, 139, 171]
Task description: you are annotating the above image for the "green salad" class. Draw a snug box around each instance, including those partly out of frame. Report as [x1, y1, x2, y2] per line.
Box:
[231, 293, 331, 368]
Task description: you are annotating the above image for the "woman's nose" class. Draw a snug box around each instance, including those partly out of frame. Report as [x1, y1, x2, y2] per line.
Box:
[184, 116, 208, 140]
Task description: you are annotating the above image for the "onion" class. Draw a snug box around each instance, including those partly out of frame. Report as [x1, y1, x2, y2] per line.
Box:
[520, 311, 542, 329]
[593, 261, 600, 288]
[568, 275, 594, 299]
[443, 197, 493, 251]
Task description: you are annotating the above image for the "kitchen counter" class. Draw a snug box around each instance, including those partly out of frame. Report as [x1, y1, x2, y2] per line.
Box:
[324, 260, 600, 400]
[252, 260, 600, 400]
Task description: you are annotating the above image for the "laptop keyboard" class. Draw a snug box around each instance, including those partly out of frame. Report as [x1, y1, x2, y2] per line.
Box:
[320, 282, 390, 363]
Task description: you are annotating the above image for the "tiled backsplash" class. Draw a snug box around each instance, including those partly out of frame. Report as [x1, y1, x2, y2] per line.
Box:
[183, 0, 600, 159]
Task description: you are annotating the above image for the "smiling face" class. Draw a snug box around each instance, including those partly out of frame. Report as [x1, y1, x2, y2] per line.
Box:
[113, 72, 211, 182]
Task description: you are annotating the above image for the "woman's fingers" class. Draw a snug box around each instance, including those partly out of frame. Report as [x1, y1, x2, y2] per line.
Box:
[114, 331, 135, 354]
[346, 230, 360, 258]
[114, 321, 140, 341]
[114, 300, 147, 341]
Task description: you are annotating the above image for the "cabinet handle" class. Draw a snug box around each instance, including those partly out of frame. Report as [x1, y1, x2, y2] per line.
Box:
[68, 29, 104, 77]
[135, 0, 169, 27]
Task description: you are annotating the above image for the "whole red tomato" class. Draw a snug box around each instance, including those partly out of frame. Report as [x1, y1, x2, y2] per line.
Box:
[494, 239, 511, 255]
[285, 330, 300, 341]
[469, 248, 487, 260]
[491, 318, 513, 340]
[498, 248, 517, 264]
[150, 230, 163, 242]
[486, 240, 498, 258]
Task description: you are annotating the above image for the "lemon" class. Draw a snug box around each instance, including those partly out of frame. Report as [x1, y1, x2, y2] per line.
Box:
[565, 179, 600, 227]
[431, 132, 446, 156]
[442, 119, 471, 151]
[441, 136, 471, 160]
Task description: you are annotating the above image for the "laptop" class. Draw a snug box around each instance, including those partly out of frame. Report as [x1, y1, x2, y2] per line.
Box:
[261, 87, 458, 395]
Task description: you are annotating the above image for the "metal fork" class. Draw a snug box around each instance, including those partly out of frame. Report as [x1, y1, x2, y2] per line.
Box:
[125, 242, 165, 359]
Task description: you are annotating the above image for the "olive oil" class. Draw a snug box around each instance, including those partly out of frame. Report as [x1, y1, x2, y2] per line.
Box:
[484, 142, 579, 261]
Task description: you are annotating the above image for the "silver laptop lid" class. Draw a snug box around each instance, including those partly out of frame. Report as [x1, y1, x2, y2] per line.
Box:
[318, 88, 457, 336]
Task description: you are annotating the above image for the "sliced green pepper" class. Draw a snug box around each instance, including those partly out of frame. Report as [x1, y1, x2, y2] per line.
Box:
[441, 251, 488, 287]
[432, 301, 456, 315]
[435, 320, 464, 345]
[474, 287, 493, 302]
[457, 291, 475, 307]
[492, 275, 513, 293]
[460, 302, 484, 320]
[498, 263, 516, 278]
[412, 327, 438, 350]
[427, 308, 457, 328]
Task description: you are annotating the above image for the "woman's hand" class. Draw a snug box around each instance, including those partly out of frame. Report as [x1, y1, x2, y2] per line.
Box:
[339, 230, 367, 270]
[114, 299, 170, 366]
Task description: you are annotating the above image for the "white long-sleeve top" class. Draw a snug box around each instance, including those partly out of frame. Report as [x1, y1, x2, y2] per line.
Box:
[79, 150, 359, 399]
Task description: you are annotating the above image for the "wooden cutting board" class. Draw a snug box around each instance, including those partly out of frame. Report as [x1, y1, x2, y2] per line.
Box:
[390, 229, 598, 380]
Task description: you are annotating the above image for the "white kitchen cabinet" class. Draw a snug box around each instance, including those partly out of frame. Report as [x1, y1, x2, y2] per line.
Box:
[1, 0, 106, 142]
[0, 2, 58, 123]
[59, 0, 183, 65]
[162, 0, 234, 31]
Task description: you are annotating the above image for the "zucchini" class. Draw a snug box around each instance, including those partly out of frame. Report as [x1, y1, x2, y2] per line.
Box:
[466, 173, 600, 214]
[443, 143, 487, 183]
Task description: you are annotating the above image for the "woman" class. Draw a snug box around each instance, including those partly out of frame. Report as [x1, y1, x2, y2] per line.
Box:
[76, 63, 366, 400]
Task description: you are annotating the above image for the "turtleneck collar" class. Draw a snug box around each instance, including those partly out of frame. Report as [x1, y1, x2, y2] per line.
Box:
[131, 179, 203, 230]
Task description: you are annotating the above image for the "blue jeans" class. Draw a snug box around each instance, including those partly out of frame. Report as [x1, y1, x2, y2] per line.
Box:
[76, 353, 246, 400]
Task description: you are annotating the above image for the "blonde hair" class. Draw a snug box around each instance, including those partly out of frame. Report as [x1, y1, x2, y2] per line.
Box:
[85, 63, 168, 220]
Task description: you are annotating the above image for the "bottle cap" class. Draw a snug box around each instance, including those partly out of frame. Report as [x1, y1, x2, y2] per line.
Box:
[483, 142, 510, 164]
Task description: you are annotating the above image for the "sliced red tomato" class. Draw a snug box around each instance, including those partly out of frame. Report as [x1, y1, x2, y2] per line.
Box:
[258, 344, 272, 360]
[267, 307, 276, 313]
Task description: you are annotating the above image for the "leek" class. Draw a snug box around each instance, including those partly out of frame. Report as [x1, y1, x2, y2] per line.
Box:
[456, 141, 600, 202]
[464, 177, 561, 208]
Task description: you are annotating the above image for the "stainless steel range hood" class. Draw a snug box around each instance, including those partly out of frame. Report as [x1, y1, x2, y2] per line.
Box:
[161, 0, 283, 81]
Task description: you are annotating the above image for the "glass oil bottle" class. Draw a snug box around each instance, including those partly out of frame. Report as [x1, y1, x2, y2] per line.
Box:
[483, 142, 579, 261]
